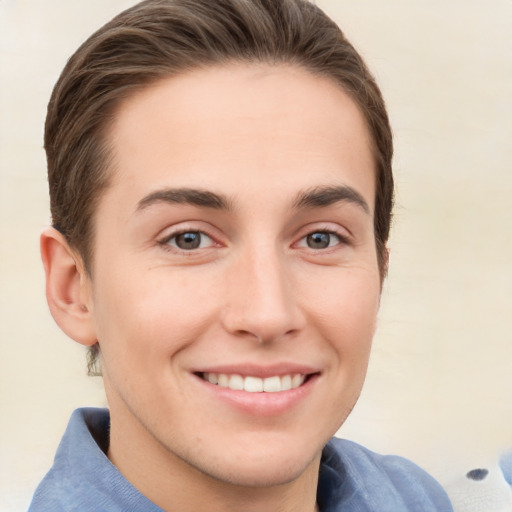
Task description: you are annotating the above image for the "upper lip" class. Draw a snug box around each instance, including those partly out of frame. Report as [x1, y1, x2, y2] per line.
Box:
[192, 363, 321, 378]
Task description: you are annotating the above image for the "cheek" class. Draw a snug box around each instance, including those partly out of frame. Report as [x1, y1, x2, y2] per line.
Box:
[302, 269, 380, 352]
[91, 269, 223, 362]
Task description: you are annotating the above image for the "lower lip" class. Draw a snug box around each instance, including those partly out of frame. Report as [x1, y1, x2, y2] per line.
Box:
[192, 373, 319, 417]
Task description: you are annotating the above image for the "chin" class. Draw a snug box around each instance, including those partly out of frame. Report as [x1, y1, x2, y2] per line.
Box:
[182, 430, 326, 489]
[203, 451, 321, 488]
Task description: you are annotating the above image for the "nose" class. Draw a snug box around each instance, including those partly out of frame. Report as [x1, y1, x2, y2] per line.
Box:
[221, 247, 305, 344]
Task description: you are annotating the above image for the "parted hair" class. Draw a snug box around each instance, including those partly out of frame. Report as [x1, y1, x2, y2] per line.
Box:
[45, 0, 394, 373]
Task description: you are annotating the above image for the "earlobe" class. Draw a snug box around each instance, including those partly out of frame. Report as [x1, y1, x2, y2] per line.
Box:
[40, 227, 97, 346]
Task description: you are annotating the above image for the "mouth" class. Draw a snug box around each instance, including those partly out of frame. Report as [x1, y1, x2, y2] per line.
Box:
[192, 368, 320, 416]
[198, 372, 308, 393]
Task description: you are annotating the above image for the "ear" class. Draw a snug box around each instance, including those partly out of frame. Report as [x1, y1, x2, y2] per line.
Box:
[40, 227, 97, 346]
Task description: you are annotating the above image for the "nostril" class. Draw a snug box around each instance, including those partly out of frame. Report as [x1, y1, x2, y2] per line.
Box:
[466, 468, 489, 481]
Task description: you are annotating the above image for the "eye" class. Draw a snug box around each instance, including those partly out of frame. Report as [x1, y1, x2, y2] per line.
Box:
[299, 231, 343, 249]
[162, 230, 215, 251]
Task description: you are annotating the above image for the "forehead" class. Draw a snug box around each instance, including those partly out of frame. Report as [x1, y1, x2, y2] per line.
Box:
[103, 63, 375, 212]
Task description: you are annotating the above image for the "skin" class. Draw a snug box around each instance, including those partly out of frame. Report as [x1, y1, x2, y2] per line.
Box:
[42, 64, 382, 512]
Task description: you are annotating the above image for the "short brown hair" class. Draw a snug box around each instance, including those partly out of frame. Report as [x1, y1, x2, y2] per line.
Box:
[45, 0, 393, 372]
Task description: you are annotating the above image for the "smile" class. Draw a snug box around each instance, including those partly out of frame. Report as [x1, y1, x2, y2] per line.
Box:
[201, 373, 306, 393]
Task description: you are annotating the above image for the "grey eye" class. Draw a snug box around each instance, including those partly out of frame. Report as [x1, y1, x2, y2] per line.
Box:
[306, 232, 333, 249]
[161, 229, 216, 252]
[174, 232, 203, 250]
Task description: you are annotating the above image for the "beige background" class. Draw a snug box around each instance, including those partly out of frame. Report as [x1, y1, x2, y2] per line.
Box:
[1, 1, 511, 510]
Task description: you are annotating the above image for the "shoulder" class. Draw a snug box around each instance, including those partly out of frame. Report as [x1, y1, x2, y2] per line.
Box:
[318, 437, 453, 512]
[326, 436, 441, 486]
[28, 408, 162, 512]
[28, 408, 109, 512]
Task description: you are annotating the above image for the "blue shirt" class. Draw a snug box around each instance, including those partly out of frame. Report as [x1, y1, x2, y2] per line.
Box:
[29, 408, 453, 511]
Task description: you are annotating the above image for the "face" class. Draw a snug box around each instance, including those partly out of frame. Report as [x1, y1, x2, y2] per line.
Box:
[85, 64, 381, 488]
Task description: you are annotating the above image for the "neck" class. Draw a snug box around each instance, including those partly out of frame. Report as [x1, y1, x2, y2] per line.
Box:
[107, 402, 321, 512]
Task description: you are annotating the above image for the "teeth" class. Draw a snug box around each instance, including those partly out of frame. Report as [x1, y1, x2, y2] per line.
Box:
[292, 374, 303, 388]
[207, 373, 218, 385]
[218, 374, 229, 387]
[228, 374, 244, 391]
[244, 376, 264, 392]
[281, 374, 292, 391]
[203, 372, 306, 392]
[263, 376, 281, 392]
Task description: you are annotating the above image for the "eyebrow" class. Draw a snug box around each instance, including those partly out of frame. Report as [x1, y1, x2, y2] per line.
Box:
[293, 185, 370, 214]
[136, 187, 231, 212]
[135, 184, 369, 215]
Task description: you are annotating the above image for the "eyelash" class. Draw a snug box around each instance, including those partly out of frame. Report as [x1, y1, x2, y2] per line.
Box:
[157, 228, 219, 253]
[295, 229, 351, 250]
[157, 226, 350, 254]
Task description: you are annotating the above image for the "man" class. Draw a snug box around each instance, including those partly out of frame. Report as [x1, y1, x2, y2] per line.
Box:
[30, 0, 453, 510]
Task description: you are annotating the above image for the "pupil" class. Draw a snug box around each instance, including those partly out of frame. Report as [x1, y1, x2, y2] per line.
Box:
[176, 232, 201, 249]
[307, 232, 330, 249]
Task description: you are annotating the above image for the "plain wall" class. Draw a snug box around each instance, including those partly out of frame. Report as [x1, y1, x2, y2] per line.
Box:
[1, 1, 511, 510]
